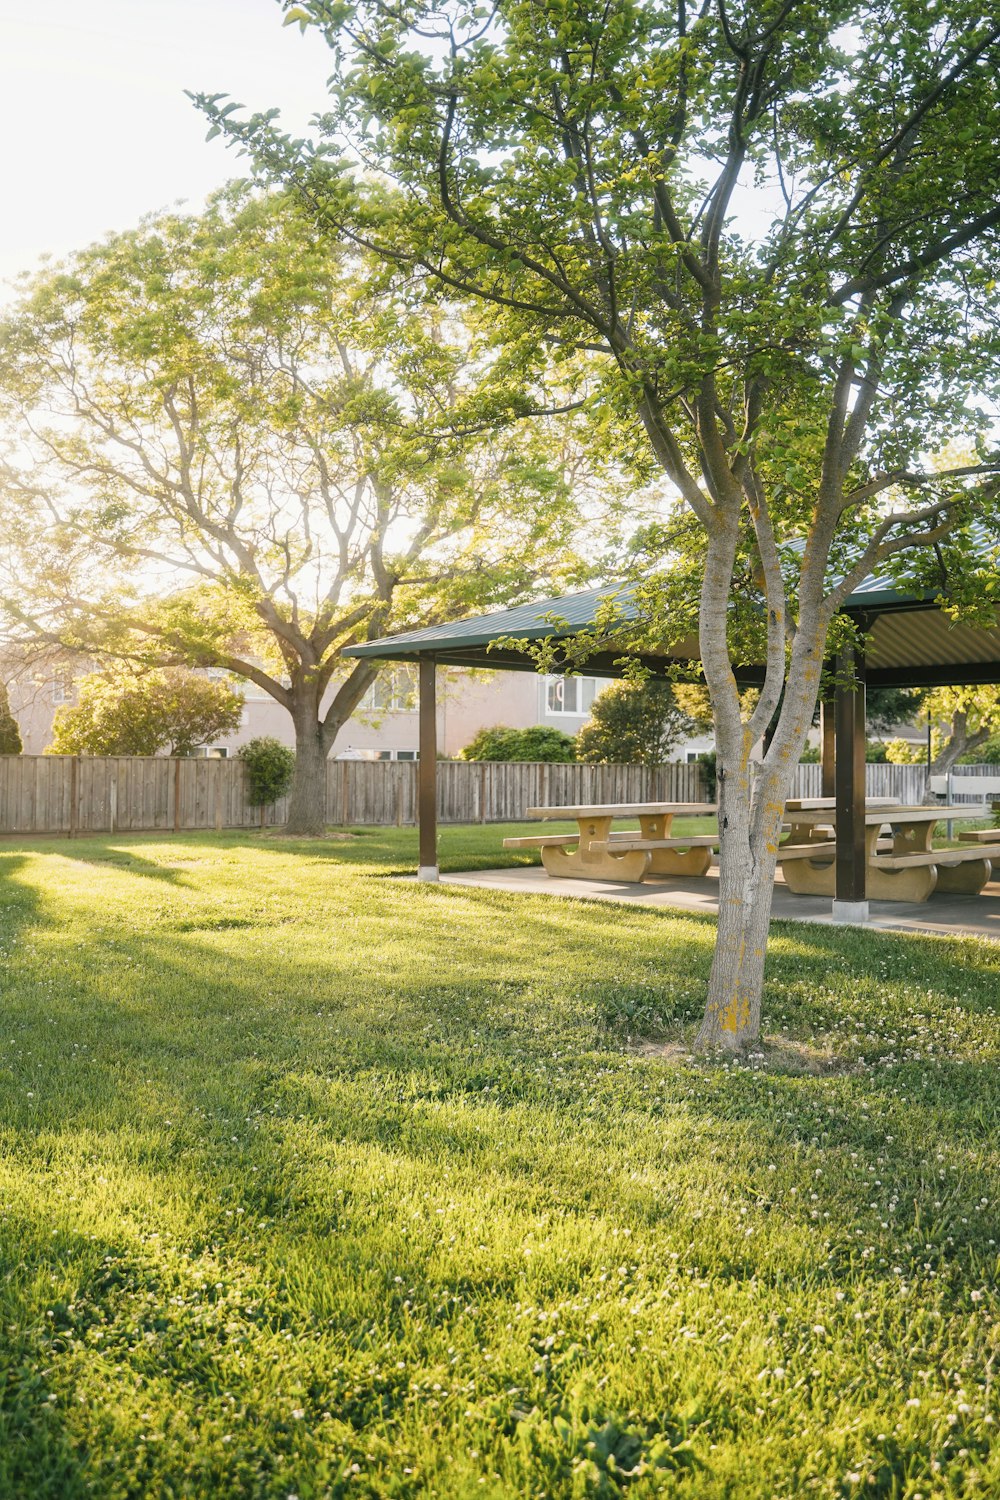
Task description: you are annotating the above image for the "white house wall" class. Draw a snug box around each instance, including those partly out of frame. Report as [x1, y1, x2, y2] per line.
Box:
[8, 663, 716, 762]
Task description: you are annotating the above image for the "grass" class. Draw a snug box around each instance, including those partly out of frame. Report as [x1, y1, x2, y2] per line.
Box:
[0, 824, 997, 1499]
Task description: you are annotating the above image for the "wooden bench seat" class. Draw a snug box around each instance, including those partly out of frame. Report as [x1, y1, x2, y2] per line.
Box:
[777, 842, 837, 860]
[589, 834, 718, 853]
[958, 829, 1000, 843]
[875, 844, 1000, 871]
[502, 834, 579, 849]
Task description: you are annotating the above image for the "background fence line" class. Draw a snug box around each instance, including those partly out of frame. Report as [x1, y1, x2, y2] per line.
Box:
[0, 754, 986, 837]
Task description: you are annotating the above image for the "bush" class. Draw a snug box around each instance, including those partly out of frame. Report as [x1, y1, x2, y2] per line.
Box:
[239, 736, 295, 805]
[460, 725, 577, 762]
[697, 749, 717, 801]
[576, 679, 691, 767]
[0, 683, 22, 755]
[48, 668, 243, 756]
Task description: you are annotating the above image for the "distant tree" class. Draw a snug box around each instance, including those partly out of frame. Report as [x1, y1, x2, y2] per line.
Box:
[460, 726, 576, 762]
[0, 683, 22, 754]
[576, 680, 692, 767]
[47, 670, 244, 757]
[866, 688, 928, 736]
[923, 687, 1000, 794]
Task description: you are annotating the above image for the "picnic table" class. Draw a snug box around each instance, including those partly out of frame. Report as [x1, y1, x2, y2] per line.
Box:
[778, 803, 1000, 902]
[502, 801, 718, 883]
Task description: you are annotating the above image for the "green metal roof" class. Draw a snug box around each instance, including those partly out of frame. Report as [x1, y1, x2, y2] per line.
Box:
[344, 562, 1000, 688]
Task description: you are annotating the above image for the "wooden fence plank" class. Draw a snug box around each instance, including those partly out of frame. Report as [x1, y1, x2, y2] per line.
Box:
[0, 755, 957, 836]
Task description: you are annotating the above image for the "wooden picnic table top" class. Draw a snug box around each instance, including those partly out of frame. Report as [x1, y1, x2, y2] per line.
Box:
[785, 803, 983, 827]
[525, 801, 717, 821]
[784, 796, 901, 810]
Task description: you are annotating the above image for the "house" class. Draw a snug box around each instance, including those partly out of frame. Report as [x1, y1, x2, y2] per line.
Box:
[5, 660, 714, 762]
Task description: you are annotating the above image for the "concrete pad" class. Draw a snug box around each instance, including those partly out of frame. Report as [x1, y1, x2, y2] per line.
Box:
[436, 863, 1000, 942]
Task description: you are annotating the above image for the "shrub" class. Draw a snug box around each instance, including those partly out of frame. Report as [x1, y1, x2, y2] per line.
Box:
[239, 737, 295, 805]
[0, 683, 22, 755]
[576, 679, 691, 767]
[460, 725, 577, 762]
[47, 668, 243, 756]
[697, 750, 717, 801]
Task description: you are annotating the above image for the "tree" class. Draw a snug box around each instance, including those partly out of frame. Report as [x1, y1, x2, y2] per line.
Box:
[0, 186, 625, 835]
[576, 680, 691, 767]
[0, 682, 22, 755]
[923, 687, 1000, 793]
[460, 725, 576, 762]
[202, 0, 1000, 1046]
[866, 689, 927, 737]
[47, 669, 244, 757]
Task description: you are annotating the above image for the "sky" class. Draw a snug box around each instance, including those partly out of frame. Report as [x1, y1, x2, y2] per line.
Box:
[0, 0, 334, 286]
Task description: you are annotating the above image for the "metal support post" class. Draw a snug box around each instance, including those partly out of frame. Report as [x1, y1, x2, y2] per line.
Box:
[417, 657, 439, 881]
[833, 646, 868, 923]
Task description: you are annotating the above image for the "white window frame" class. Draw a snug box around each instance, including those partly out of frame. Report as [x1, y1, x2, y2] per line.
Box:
[362, 666, 418, 714]
[544, 675, 599, 717]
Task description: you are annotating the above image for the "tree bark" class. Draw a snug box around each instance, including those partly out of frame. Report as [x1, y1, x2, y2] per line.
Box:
[695, 768, 786, 1051]
[286, 707, 333, 836]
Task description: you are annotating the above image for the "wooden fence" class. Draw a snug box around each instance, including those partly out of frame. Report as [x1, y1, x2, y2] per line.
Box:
[0, 755, 704, 836]
[790, 762, 930, 804]
[0, 754, 985, 838]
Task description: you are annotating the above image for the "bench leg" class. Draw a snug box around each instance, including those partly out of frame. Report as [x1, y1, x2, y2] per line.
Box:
[646, 846, 713, 877]
[935, 858, 992, 894]
[866, 863, 937, 902]
[540, 817, 650, 882]
[780, 855, 835, 896]
[541, 843, 650, 882]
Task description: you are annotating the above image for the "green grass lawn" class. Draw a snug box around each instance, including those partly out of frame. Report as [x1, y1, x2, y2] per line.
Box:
[0, 825, 998, 1499]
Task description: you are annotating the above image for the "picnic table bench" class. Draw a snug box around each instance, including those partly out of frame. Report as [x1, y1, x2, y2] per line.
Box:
[778, 803, 1000, 901]
[503, 801, 718, 883]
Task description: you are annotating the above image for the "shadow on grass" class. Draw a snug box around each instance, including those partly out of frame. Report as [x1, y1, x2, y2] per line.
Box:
[1, 843, 999, 1494]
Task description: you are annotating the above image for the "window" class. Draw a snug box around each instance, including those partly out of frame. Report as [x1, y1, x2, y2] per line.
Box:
[362, 666, 418, 713]
[545, 675, 599, 716]
[52, 674, 76, 704]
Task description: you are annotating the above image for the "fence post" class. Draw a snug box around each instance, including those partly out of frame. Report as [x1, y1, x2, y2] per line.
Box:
[69, 756, 80, 839]
[109, 777, 117, 836]
[215, 766, 224, 832]
[341, 761, 350, 826]
[173, 758, 182, 833]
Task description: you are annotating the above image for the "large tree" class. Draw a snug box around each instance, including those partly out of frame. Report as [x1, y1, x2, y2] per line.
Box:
[0, 185, 625, 833]
[201, 0, 1000, 1044]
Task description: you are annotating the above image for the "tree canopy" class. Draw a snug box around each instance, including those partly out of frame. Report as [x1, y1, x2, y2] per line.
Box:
[198, 0, 1000, 1046]
[0, 184, 630, 832]
[0, 682, 22, 756]
[459, 724, 577, 762]
[47, 669, 244, 757]
[576, 679, 693, 767]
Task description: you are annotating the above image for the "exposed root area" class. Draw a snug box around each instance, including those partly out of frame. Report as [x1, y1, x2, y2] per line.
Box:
[635, 1034, 857, 1076]
[260, 829, 359, 842]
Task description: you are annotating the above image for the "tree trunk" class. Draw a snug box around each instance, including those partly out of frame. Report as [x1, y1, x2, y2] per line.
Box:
[923, 713, 989, 799]
[285, 712, 331, 836]
[694, 768, 784, 1051]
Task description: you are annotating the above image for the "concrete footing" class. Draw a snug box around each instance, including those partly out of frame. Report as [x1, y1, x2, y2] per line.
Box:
[831, 899, 870, 925]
